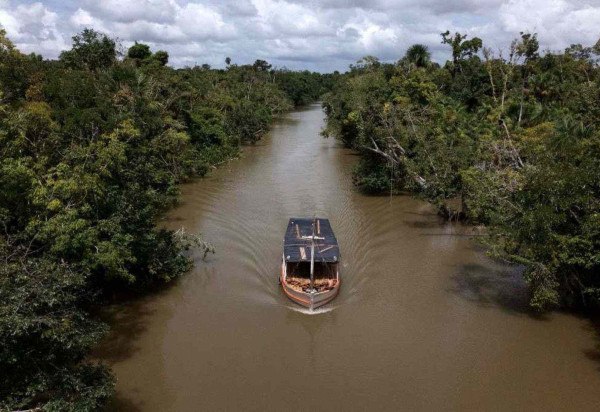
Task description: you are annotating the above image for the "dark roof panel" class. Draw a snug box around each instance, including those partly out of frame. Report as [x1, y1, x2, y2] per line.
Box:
[284, 218, 339, 263]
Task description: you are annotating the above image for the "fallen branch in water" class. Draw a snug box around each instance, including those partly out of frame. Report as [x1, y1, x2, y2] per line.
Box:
[174, 228, 215, 260]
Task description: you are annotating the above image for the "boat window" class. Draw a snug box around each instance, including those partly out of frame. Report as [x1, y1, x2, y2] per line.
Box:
[286, 262, 337, 279]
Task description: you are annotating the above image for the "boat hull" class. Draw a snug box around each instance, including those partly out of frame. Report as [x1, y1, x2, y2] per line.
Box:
[280, 262, 340, 309]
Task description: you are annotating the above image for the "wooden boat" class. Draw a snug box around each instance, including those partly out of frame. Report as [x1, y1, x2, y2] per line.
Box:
[280, 217, 340, 309]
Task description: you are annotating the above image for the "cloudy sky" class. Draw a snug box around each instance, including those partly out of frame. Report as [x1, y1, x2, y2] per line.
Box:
[1, 0, 599, 71]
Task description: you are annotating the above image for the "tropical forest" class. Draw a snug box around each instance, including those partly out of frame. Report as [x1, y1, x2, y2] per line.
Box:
[1, 16, 600, 412]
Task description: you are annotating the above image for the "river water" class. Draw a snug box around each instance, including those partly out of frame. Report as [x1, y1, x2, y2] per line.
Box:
[102, 104, 600, 411]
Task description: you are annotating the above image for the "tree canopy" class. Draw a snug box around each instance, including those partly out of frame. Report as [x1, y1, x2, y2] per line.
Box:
[323, 32, 600, 312]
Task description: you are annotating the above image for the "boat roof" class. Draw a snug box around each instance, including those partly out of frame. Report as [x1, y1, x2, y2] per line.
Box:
[284, 218, 339, 263]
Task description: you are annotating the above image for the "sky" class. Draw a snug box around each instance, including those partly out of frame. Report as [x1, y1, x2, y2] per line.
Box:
[0, 0, 599, 72]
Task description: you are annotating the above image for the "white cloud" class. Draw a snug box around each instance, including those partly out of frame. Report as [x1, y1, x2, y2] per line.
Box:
[81, 0, 179, 24]
[68, 2, 236, 44]
[0, 0, 599, 71]
[499, 0, 600, 50]
[177, 2, 237, 41]
[253, 0, 336, 38]
[70, 8, 108, 32]
[0, 2, 68, 55]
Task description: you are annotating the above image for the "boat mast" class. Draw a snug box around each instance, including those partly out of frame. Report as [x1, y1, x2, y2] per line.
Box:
[310, 217, 315, 291]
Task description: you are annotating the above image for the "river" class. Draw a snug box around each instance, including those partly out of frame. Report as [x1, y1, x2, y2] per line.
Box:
[101, 103, 600, 411]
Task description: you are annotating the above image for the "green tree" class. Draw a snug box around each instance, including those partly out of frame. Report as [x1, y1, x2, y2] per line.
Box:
[59, 28, 116, 71]
[127, 41, 152, 60]
[405, 44, 431, 68]
[253, 59, 272, 72]
[441, 31, 482, 75]
[153, 50, 169, 66]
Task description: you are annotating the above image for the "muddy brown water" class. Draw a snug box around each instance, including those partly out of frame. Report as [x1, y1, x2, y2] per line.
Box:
[101, 104, 600, 411]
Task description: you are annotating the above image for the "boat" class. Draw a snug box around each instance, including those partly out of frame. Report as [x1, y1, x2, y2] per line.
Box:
[280, 217, 340, 309]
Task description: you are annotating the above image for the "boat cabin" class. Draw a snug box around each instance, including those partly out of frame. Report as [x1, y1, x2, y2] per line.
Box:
[282, 218, 340, 294]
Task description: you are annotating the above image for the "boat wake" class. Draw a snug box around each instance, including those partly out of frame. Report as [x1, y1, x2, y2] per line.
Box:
[286, 304, 337, 315]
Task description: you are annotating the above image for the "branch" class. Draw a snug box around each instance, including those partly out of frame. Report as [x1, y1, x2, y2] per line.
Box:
[361, 145, 427, 189]
[500, 119, 524, 168]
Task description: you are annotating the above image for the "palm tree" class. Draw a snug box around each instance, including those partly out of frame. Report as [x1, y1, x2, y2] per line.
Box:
[405, 44, 431, 68]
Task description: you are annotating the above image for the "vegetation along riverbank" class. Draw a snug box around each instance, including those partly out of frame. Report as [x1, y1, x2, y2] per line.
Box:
[0, 29, 333, 410]
[322, 32, 600, 312]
